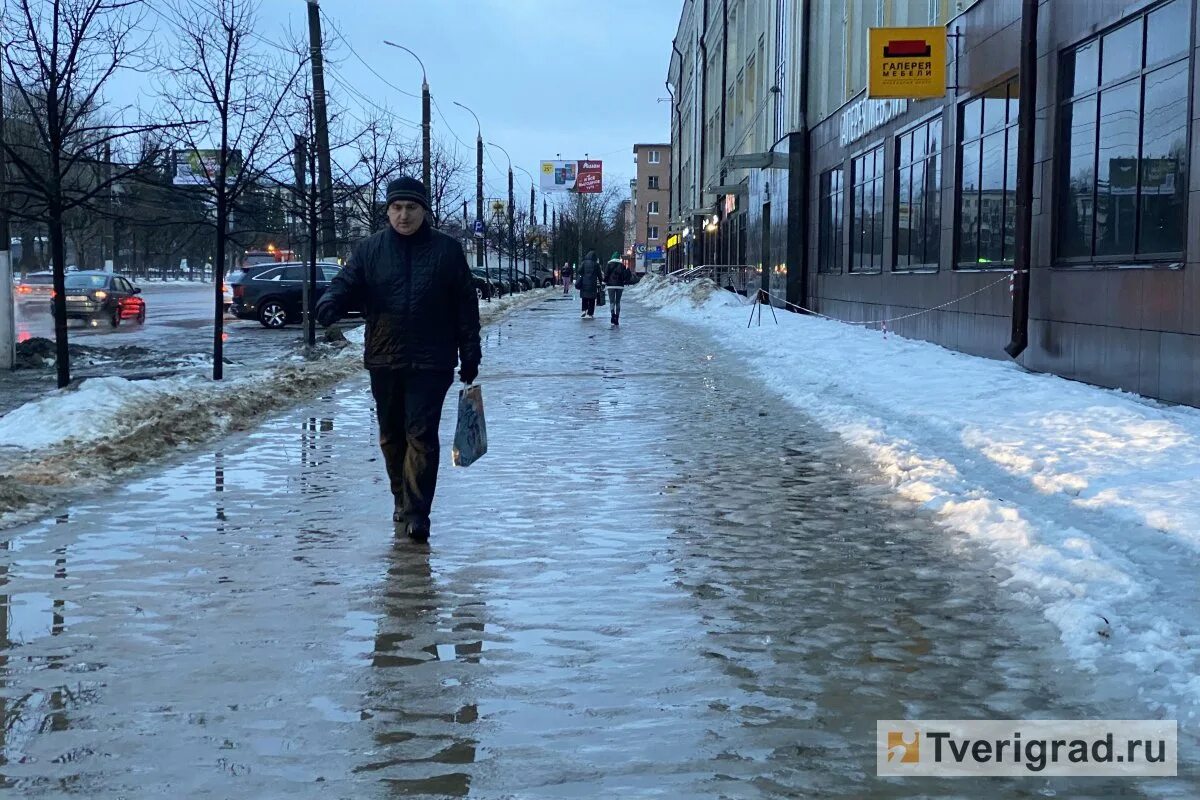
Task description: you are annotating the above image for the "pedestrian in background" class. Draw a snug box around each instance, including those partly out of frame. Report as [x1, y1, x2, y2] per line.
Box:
[561, 261, 573, 296]
[317, 176, 481, 543]
[603, 253, 632, 327]
[576, 250, 603, 319]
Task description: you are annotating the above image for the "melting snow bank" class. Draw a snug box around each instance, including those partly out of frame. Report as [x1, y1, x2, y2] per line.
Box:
[631, 275, 1200, 723]
[0, 289, 549, 529]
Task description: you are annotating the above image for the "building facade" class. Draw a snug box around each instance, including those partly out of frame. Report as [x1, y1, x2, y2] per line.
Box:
[633, 144, 672, 272]
[669, 0, 1200, 407]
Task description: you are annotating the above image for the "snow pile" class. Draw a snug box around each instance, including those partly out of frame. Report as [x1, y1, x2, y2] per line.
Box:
[0, 376, 196, 449]
[630, 275, 1200, 721]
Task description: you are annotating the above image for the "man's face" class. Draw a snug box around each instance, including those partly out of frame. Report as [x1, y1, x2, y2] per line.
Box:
[387, 200, 426, 235]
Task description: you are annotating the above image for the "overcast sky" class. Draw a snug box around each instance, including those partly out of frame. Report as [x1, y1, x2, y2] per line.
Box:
[146, 0, 679, 203]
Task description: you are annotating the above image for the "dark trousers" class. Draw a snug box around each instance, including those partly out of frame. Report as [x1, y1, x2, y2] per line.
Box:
[369, 368, 454, 527]
[581, 297, 596, 315]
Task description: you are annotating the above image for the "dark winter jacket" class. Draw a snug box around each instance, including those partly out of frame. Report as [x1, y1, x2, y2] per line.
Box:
[316, 222, 481, 372]
[604, 261, 632, 287]
[575, 252, 603, 299]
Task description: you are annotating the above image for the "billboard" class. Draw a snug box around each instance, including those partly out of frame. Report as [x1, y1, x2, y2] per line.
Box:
[540, 159, 603, 193]
[867, 27, 946, 99]
[173, 148, 242, 186]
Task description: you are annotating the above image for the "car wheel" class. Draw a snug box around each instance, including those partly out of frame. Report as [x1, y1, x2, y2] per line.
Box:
[258, 299, 288, 328]
[476, 286, 484, 301]
[110, 307, 121, 328]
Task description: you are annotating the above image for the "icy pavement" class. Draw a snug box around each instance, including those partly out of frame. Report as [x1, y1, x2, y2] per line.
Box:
[0, 294, 1193, 798]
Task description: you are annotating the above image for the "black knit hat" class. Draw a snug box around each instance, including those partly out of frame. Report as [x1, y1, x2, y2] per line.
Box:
[385, 176, 429, 210]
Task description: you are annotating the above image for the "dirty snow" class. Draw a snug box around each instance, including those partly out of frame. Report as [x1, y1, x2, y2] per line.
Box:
[631, 275, 1200, 723]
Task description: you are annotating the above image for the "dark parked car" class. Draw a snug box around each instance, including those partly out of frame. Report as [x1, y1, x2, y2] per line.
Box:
[228, 261, 349, 328]
[529, 265, 556, 288]
[15, 271, 54, 308]
[469, 268, 506, 300]
[52, 271, 146, 327]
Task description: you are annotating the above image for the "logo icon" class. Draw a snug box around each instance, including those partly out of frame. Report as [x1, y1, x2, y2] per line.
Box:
[887, 730, 920, 764]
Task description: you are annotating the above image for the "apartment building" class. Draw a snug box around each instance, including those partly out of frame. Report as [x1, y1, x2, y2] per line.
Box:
[632, 144, 672, 272]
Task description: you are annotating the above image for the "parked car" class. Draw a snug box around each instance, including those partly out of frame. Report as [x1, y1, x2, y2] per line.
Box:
[228, 261, 349, 328]
[469, 268, 505, 300]
[15, 271, 54, 308]
[529, 265, 556, 288]
[51, 271, 146, 327]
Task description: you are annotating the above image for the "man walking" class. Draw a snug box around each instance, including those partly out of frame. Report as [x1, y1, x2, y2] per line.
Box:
[317, 176, 481, 542]
[603, 253, 632, 326]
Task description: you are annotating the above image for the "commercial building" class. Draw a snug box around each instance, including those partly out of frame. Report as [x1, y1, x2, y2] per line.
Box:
[668, 0, 1200, 407]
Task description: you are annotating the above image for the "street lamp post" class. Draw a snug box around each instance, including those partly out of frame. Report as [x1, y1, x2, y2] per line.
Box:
[489, 142, 516, 289]
[454, 101, 489, 294]
[514, 165, 536, 282]
[382, 41, 430, 196]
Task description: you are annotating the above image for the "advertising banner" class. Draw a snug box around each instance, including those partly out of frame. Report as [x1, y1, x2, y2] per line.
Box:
[575, 160, 603, 193]
[173, 148, 242, 186]
[868, 27, 946, 99]
[540, 160, 576, 193]
[539, 159, 603, 193]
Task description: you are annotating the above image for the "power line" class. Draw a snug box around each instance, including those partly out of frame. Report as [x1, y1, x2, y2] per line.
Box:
[319, 9, 421, 100]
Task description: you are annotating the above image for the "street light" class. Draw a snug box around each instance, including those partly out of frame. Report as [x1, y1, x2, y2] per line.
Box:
[488, 141, 516, 288]
[514, 164, 536, 281]
[382, 41, 430, 193]
[454, 101, 488, 286]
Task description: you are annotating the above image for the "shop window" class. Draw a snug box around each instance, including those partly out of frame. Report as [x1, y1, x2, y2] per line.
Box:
[850, 145, 885, 273]
[818, 167, 845, 273]
[894, 116, 942, 269]
[956, 78, 1019, 268]
[1057, 0, 1189, 263]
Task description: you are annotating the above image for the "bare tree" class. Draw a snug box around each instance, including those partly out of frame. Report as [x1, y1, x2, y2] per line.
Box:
[336, 111, 417, 236]
[160, 0, 305, 379]
[1, 0, 178, 387]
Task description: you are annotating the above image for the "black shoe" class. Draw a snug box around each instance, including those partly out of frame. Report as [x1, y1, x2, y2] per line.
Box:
[407, 523, 430, 543]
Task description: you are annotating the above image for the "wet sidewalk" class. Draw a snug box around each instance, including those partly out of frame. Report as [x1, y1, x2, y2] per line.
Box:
[0, 294, 1188, 798]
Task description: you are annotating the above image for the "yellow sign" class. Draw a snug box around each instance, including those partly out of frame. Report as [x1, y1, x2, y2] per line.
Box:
[868, 27, 946, 99]
[666, 234, 680, 250]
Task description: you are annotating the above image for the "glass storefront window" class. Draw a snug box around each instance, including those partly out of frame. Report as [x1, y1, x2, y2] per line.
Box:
[818, 167, 845, 274]
[894, 116, 942, 270]
[1057, 0, 1190, 264]
[850, 145, 885, 273]
[956, 77, 1019, 268]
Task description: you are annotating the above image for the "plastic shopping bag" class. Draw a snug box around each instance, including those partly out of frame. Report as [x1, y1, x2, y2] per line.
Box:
[452, 384, 488, 467]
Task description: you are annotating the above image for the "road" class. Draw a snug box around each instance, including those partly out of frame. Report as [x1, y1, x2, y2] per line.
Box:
[0, 292, 1190, 797]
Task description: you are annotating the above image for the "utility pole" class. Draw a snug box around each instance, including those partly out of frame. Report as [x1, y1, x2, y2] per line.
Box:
[507, 167, 514, 286]
[295, 134, 316, 349]
[477, 136, 485, 281]
[103, 141, 114, 272]
[0, 76, 12, 371]
[421, 81, 431, 195]
[306, 1, 336, 259]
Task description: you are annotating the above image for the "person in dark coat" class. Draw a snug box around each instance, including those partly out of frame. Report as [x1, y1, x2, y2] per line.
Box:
[317, 176, 481, 542]
[575, 250, 603, 318]
[603, 253, 632, 326]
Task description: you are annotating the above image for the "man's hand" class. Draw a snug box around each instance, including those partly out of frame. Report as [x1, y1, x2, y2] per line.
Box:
[459, 362, 479, 385]
[316, 305, 338, 328]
